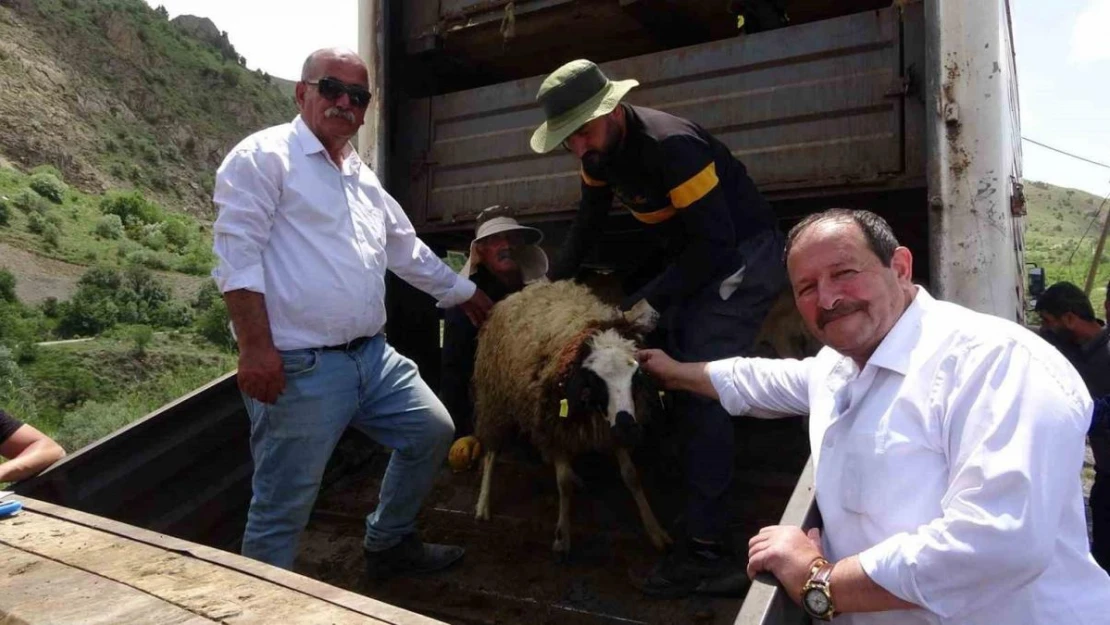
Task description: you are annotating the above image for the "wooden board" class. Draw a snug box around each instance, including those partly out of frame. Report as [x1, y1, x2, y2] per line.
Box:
[0, 497, 444, 625]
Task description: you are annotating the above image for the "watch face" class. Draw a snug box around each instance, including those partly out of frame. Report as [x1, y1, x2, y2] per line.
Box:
[804, 588, 830, 615]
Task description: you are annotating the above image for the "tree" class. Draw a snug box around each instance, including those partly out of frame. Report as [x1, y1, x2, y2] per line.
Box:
[0, 269, 15, 304]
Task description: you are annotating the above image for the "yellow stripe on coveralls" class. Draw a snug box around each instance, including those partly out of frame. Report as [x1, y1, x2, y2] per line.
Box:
[668, 162, 719, 209]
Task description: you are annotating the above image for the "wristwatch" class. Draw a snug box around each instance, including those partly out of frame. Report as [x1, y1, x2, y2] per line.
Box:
[801, 558, 837, 621]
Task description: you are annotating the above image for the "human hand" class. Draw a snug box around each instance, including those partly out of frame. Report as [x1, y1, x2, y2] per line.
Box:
[459, 289, 494, 327]
[635, 349, 683, 389]
[747, 525, 824, 604]
[238, 344, 285, 405]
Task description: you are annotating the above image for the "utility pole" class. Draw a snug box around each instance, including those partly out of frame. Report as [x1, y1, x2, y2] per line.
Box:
[1085, 202, 1110, 296]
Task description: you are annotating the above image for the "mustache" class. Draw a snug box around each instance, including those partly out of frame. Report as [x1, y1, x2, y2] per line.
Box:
[816, 301, 867, 329]
[325, 107, 356, 122]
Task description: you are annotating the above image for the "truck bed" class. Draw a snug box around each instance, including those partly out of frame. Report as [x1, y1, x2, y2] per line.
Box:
[295, 418, 809, 625]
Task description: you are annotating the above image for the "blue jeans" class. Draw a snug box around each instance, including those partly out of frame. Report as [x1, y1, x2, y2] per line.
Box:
[240, 334, 455, 569]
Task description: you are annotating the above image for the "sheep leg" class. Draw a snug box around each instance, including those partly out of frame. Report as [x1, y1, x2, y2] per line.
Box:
[475, 450, 497, 521]
[615, 447, 673, 551]
[552, 456, 574, 562]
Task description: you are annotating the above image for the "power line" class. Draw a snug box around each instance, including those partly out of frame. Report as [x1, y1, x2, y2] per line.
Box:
[1022, 137, 1110, 170]
[1066, 189, 1110, 265]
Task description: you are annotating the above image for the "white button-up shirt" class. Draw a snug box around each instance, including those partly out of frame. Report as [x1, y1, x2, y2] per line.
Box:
[211, 116, 475, 351]
[708, 288, 1110, 625]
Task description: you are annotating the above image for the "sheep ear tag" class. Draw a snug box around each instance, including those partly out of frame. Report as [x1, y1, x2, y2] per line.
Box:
[559, 399, 569, 418]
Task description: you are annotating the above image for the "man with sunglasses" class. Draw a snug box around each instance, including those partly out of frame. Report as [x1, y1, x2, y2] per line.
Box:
[531, 59, 787, 597]
[212, 48, 493, 578]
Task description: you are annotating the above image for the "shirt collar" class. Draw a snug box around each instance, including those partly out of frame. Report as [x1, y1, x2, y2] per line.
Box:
[292, 115, 362, 175]
[863, 286, 932, 376]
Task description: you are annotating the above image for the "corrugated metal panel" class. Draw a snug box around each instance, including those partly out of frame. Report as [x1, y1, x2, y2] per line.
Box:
[407, 7, 909, 229]
[14, 373, 253, 550]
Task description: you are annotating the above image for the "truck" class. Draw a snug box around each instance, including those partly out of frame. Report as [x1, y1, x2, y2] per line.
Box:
[11, 1, 1024, 623]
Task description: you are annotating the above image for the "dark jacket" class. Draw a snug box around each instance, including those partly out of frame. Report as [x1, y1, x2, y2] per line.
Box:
[440, 267, 520, 438]
[549, 104, 778, 312]
[1071, 328, 1110, 471]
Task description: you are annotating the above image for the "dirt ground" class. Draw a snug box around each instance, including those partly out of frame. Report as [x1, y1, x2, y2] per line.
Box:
[0, 241, 207, 305]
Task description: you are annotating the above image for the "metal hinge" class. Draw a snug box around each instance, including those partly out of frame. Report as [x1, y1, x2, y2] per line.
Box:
[1010, 178, 1026, 216]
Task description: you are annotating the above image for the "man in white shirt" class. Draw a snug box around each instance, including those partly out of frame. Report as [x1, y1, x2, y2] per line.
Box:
[212, 48, 493, 576]
[638, 208, 1110, 624]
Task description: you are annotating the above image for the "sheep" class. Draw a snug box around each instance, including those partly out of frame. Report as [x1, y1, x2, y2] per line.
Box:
[471, 280, 672, 560]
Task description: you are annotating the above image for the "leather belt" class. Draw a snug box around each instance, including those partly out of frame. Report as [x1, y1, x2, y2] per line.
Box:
[321, 336, 372, 352]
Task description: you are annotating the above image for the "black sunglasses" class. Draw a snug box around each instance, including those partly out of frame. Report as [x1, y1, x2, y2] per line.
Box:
[305, 76, 372, 108]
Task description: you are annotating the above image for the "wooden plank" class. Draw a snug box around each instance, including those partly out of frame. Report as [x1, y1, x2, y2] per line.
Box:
[0, 544, 215, 625]
[0, 499, 445, 625]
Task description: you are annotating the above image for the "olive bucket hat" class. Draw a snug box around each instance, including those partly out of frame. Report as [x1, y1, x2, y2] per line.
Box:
[529, 59, 639, 154]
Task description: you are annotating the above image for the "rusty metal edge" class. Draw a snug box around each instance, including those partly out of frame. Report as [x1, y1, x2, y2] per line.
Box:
[733, 456, 817, 625]
[8, 495, 447, 625]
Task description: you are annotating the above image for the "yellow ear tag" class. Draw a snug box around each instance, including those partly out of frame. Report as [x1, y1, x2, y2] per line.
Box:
[559, 399, 569, 418]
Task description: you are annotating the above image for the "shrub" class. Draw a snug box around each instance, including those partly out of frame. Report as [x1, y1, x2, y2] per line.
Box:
[27, 211, 46, 234]
[42, 222, 61, 248]
[28, 172, 67, 203]
[196, 301, 235, 350]
[140, 223, 167, 251]
[40, 297, 60, 318]
[126, 249, 170, 270]
[0, 197, 9, 226]
[0, 269, 14, 303]
[13, 188, 49, 214]
[161, 216, 192, 249]
[94, 214, 124, 239]
[100, 190, 163, 226]
[129, 324, 154, 356]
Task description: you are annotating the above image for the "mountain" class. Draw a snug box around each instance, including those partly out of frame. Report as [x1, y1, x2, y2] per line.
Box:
[0, 0, 296, 219]
[1023, 181, 1110, 301]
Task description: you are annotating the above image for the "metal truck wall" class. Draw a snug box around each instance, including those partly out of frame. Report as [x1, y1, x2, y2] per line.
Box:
[13, 374, 253, 550]
[397, 6, 922, 234]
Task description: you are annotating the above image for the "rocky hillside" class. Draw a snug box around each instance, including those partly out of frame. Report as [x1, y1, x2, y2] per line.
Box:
[0, 0, 296, 219]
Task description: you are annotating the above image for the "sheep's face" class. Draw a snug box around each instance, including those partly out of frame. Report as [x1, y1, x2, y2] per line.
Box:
[569, 329, 643, 447]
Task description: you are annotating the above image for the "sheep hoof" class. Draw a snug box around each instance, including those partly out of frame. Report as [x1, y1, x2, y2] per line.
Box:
[475, 505, 490, 521]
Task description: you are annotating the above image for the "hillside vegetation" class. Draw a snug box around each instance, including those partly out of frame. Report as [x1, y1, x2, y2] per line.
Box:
[1023, 181, 1110, 308]
[0, 0, 295, 218]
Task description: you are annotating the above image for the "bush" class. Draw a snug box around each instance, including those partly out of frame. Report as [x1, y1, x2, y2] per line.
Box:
[161, 216, 192, 249]
[42, 222, 61, 248]
[40, 297, 60, 318]
[100, 190, 163, 226]
[27, 211, 46, 234]
[94, 214, 124, 239]
[140, 223, 167, 251]
[129, 324, 154, 356]
[0, 197, 9, 226]
[13, 188, 49, 215]
[195, 300, 235, 350]
[0, 346, 36, 422]
[28, 172, 67, 204]
[125, 249, 170, 270]
[0, 269, 15, 303]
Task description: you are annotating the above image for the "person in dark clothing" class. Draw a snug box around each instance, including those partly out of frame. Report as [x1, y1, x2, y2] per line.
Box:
[1035, 281, 1110, 573]
[530, 59, 788, 597]
[441, 207, 549, 466]
[0, 409, 65, 483]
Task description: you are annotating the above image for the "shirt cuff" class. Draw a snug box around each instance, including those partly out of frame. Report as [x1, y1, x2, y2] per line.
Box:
[435, 275, 477, 309]
[215, 263, 266, 295]
[858, 533, 927, 608]
[705, 358, 751, 416]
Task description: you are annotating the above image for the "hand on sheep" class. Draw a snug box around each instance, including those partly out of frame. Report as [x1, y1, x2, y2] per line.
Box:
[636, 349, 720, 400]
[459, 288, 495, 327]
[623, 298, 660, 332]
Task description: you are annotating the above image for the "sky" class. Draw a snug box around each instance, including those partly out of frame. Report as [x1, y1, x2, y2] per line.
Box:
[145, 0, 1110, 198]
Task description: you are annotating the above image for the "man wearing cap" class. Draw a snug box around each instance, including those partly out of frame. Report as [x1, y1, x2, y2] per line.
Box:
[531, 58, 787, 596]
[1034, 281, 1110, 572]
[441, 206, 549, 464]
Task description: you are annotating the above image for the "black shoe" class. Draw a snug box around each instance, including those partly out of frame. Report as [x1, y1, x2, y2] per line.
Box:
[364, 534, 465, 580]
[629, 540, 750, 599]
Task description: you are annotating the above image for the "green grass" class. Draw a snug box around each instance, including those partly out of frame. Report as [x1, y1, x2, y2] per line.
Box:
[0, 165, 214, 274]
[1024, 181, 1110, 312]
[19, 331, 235, 449]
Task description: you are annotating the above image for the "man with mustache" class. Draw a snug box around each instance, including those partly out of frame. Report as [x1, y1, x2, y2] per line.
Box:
[212, 48, 493, 577]
[1034, 281, 1110, 573]
[638, 209, 1110, 624]
[440, 206, 549, 466]
[531, 59, 787, 597]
